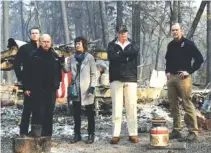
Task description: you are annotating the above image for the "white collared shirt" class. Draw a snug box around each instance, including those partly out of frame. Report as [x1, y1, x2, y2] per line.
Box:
[115, 39, 130, 50]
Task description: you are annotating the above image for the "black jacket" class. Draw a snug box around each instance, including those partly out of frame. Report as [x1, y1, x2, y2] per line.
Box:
[107, 38, 139, 82]
[165, 36, 204, 74]
[24, 47, 62, 92]
[14, 41, 38, 82]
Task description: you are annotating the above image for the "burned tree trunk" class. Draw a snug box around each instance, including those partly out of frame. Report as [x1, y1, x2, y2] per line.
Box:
[34, 1, 42, 30]
[155, 27, 163, 70]
[86, 1, 96, 40]
[116, 1, 123, 26]
[178, 1, 182, 23]
[172, 1, 178, 23]
[187, 1, 207, 39]
[207, 2, 211, 84]
[3, 1, 9, 51]
[132, 1, 141, 82]
[61, 1, 70, 43]
[3, 1, 9, 49]
[3, 1, 12, 84]
[132, 1, 141, 50]
[99, 1, 109, 48]
[20, 1, 25, 41]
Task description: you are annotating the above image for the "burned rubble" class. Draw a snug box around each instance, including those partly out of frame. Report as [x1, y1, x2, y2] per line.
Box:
[1, 90, 211, 153]
[1, 63, 211, 153]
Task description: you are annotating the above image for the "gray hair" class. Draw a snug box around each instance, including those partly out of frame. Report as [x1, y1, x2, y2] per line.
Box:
[39, 34, 51, 41]
[172, 23, 184, 30]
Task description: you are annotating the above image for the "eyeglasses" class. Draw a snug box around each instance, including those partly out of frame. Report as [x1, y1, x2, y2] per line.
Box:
[31, 33, 39, 34]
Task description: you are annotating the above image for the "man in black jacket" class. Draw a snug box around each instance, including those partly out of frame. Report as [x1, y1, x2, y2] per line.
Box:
[107, 24, 139, 144]
[24, 34, 62, 137]
[14, 27, 40, 136]
[165, 23, 204, 142]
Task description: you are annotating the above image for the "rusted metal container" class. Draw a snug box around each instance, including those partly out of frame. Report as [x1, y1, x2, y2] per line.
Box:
[150, 119, 169, 147]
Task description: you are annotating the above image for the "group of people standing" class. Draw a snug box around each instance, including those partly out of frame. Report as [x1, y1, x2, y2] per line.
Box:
[14, 22, 204, 145]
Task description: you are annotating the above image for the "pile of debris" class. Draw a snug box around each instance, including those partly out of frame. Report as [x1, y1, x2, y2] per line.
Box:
[189, 86, 211, 130]
[1, 101, 173, 140]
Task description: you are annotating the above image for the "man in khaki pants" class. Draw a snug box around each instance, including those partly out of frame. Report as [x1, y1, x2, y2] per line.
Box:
[165, 23, 204, 142]
[107, 24, 139, 144]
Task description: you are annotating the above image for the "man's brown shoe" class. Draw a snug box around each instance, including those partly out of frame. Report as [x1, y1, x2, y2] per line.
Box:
[129, 136, 139, 143]
[110, 137, 120, 144]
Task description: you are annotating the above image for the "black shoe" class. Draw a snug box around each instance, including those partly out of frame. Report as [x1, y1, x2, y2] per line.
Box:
[70, 134, 81, 143]
[86, 134, 95, 144]
[169, 129, 182, 139]
[31, 124, 42, 137]
[179, 132, 198, 142]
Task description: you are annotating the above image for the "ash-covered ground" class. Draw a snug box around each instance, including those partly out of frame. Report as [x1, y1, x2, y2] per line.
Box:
[1, 101, 211, 153]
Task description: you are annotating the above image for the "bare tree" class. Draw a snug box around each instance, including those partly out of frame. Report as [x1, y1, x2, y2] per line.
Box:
[34, 1, 42, 30]
[51, 2, 63, 43]
[154, 27, 164, 70]
[178, 1, 182, 23]
[132, 1, 141, 50]
[207, 1, 211, 84]
[3, 1, 12, 84]
[86, 1, 96, 40]
[172, 1, 178, 23]
[61, 1, 70, 44]
[116, 1, 123, 26]
[3, 1, 9, 49]
[187, 1, 207, 39]
[25, 3, 34, 39]
[20, 1, 25, 41]
[99, 1, 108, 48]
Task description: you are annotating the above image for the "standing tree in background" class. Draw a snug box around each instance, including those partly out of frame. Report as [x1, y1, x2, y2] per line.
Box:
[187, 1, 207, 39]
[20, 1, 26, 41]
[169, 1, 181, 32]
[99, 1, 108, 48]
[132, 1, 141, 82]
[207, 1, 211, 85]
[34, 1, 42, 30]
[116, 1, 123, 26]
[3, 1, 9, 49]
[132, 1, 141, 51]
[154, 27, 163, 70]
[3, 0, 12, 84]
[61, 1, 70, 44]
[86, 1, 97, 40]
[178, 1, 182, 23]
[172, 1, 178, 23]
[51, 2, 64, 43]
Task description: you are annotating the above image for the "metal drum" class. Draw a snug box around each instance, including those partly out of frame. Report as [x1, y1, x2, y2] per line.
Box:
[150, 120, 169, 147]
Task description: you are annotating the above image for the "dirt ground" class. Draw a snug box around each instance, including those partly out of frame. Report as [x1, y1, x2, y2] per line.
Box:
[1, 104, 211, 153]
[2, 131, 211, 153]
